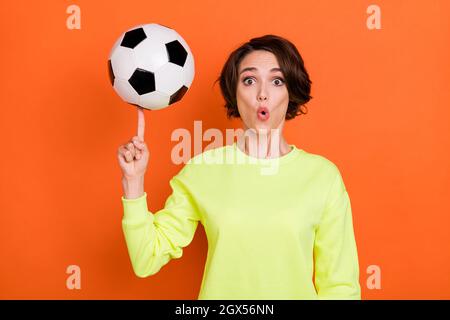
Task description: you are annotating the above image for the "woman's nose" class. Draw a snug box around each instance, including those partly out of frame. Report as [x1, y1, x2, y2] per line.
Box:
[258, 85, 268, 101]
[258, 90, 267, 101]
[258, 95, 267, 102]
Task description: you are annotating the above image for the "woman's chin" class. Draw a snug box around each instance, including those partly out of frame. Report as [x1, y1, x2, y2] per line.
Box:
[253, 122, 272, 132]
[243, 119, 273, 133]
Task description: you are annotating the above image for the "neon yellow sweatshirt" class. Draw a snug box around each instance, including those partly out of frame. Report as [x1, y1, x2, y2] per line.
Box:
[121, 142, 361, 300]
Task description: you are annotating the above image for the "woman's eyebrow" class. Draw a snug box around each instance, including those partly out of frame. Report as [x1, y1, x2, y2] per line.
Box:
[239, 67, 282, 74]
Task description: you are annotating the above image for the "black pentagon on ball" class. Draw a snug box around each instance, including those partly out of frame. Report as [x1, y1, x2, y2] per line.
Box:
[107, 60, 115, 86]
[121, 28, 147, 49]
[128, 68, 156, 95]
[166, 40, 188, 67]
[169, 85, 188, 105]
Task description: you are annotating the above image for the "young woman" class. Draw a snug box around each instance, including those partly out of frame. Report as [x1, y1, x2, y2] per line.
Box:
[117, 34, 361, 300]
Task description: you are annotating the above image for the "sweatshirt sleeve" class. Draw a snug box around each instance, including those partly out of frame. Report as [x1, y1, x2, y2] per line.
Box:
[121, 165, 201, 278]
[313, 168, 361, 299]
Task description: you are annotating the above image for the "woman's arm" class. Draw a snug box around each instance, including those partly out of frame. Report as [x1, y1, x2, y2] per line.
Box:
[313, 169, 361, 299]
[121, 166, 201, 278]
[122, 175, 145, 199]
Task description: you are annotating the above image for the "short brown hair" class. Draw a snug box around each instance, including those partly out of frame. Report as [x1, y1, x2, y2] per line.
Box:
[214, 34, 313, 120]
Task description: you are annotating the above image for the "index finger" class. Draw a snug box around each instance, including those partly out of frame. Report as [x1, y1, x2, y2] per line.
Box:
[137, 106, 145, 141]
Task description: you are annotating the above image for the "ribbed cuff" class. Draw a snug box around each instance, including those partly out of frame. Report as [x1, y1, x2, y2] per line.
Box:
[121, 192, 151, 222]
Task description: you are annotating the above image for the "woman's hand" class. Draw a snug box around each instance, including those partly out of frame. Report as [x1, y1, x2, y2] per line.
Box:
[117, 107, 149, 180]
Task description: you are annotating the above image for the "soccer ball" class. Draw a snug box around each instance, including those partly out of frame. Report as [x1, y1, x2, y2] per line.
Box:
[107, 23, 195, 110]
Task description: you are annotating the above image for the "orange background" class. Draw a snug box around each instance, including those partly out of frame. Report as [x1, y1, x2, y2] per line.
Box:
[0, 0, 449, 299]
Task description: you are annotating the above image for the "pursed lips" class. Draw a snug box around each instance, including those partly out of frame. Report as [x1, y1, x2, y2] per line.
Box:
[256, 106, 270, 121]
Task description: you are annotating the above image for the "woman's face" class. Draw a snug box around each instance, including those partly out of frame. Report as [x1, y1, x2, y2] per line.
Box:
[236, 50, 289, 134]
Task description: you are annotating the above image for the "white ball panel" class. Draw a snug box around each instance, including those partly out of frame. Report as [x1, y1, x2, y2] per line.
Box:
[142, 24, 178, 44]
[139, 91, 170, 110]
[114, 79, 140, 105]
[183, 53, 195, 87]
[110, 47, 136, 80]
[109, 34, 124, 60]
[134, 39, 168, 72]
[154, 63, 184, 95]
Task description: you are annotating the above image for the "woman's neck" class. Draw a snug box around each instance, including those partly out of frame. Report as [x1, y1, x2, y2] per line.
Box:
[237, 127, 291, 159]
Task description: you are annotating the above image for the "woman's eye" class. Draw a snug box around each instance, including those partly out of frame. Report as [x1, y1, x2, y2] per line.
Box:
[274, 78, 285, 85]
[242, 77, 285, 86]
[243, 77, 254, 85]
